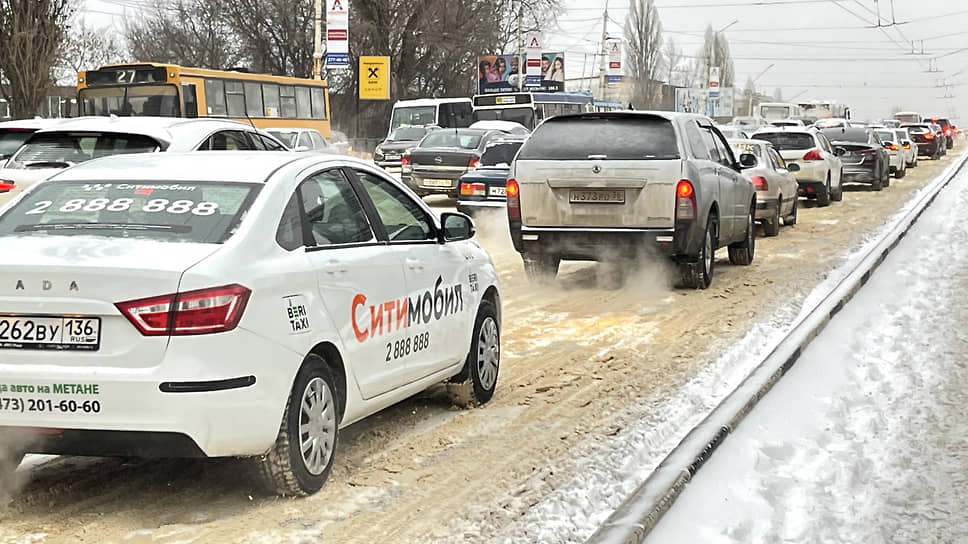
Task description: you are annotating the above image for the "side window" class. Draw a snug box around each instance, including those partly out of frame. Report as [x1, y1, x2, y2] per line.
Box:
[244, 82, 263, 118]
[298, 169, 374, 246]
[259, 134, 287, 151]
[247, 132, 267, 150]
[685, 122, 710, 160]
[817, 133, 832, 153]
[297, 132, 312, 149]
[310, 88, 327, 119]
[295, 87, 312, 118]
[279, 86, 297, 118]
[699, 127, 721, 163]
[204, 79, 226, 116]
[276, 192, 303, 251]
[709, 128, 735, 167]
[262, 84, 280, 117]
[438, 103, 453, 128]
[354, 170, 436, 242]
[225, 81, 245, 117]
[454, 102, 474, 126]
[310, 131, 328, 150]
[204, 130, 255, 151]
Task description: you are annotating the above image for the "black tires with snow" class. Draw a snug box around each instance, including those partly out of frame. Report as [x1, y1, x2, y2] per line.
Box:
[522, 252, 560, 283]
[785, 197, 799, 225]
[449, 300, 500, 407]
[764, 199, 781, 237]
[678, 214, 716, 289]
[728, 206, 756, 266]
[816, 177, 831, 207]
[256, 354, 340, 496]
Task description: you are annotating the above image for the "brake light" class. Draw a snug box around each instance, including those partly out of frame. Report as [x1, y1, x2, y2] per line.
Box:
[750, 176, 768, 191]
[468, 157, 480, 170]
[460, 182, 485, 196]
[0, 182, 14, 193]
[675, 180, 696, 221]
[946, 128, 952, 136]
[116, 284, 251, 336]
[903, 143, 911, 149]
[401, 154, 410, 166]
[925, 133, 934, 140]
[506, 179, 521, 220]
[802, 149, 823, 161]
[887, 143, 898, 151]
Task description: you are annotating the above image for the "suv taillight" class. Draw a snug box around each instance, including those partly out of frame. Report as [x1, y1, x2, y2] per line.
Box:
[116, 284, 251, 336]
[750, 176, 768, 191]
[506, 179, 521, 220]
[802, 149, 823, 161]
[675, 180, 696, 221]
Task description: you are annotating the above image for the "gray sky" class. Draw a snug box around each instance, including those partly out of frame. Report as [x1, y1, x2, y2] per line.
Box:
[78, 0, 967, 123]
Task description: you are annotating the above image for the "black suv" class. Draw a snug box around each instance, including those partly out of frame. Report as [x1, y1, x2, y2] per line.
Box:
[927, 117, 954, 149]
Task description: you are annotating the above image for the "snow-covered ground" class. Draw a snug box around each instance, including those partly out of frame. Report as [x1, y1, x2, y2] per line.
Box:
[647, 165, 968, 542]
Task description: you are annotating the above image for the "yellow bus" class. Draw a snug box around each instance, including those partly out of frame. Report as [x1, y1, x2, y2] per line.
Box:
[77, 63, 332, 137]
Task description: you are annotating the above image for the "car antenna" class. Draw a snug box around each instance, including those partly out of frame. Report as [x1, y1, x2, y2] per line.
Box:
[243, 110, 258, 130]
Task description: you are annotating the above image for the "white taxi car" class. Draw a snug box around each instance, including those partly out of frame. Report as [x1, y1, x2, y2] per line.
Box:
[0, 152, 501, 496]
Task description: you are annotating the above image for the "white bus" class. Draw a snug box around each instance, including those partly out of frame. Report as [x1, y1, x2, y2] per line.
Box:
[798, 100, 851, 122]
[757, 102, 801, 121]
[387, 97, 474, 134]
[472, 91, 595, 131]
[893, 111, 922, 124]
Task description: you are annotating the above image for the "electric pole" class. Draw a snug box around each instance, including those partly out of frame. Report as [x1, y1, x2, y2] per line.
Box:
[598, 0, 609, 99]
[517, 1, 524, 91]
[312, 0, 323, 79]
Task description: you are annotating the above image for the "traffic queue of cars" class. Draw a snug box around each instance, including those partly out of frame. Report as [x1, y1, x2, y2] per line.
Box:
[0, 116, 502, 497]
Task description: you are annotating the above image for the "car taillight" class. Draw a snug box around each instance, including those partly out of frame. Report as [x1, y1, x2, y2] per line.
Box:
[0, 182, 14, 193]
[945, 128, 952, 136]
[468, 157, 480, 169]
[750, 176, 768, 191]
[506, 179, 521, 220]
[116, 284, 251, 336]
[675, 180, 696, 221]
[903, 143, 911, 149]
[802, 149, 823, 161]
[401, 154, 410, 166]
[887, 143, 898, 151]
[460, 182, 485, 196]
[925, 133, 934, 140]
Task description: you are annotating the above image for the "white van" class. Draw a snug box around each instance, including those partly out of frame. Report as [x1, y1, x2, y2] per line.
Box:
[388, 98, 474, 134]
[894, 111, 922, 124]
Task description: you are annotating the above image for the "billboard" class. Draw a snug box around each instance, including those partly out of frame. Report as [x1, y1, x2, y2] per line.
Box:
[607, 38, 622, 85]
[676, 87, 735, 118]
[325, 0, 349, 69]
[477, 53, 565, 94]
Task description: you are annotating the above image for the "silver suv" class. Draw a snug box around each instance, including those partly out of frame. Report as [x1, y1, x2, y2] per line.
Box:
[507, 111, 757, 289]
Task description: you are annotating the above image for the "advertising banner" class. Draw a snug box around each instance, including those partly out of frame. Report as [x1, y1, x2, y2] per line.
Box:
[607, 38, 622, 85]
[477, 53, 565, 94]
[359, 56, 390, 100]
[676, 87, 734, 118]
[325, 0, 349, 69]
[708, 66, 721, 98]
[525, 32, 543, 86]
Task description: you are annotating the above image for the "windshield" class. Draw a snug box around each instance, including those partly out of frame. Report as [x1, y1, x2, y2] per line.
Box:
[473, 108, 536, 130]
[390, 106, 437, 131]
[388, 126, 429, 141]
[0, 180, 259, 243]
[267, 130, 299, 148]
[519, 116, 679, 160]
[875, 130, 895, 142]
[0, 129, 35, 159]
[751, 132, 815, 150]
[419, 131, 482, 149]
[79, 85, 180, 117]
[822, 128, 869, 143]
[760, 106, 792, 120]
[480, 141, 523, 166]
[895, 114, 920, 124]
[6, 132, 162, 170]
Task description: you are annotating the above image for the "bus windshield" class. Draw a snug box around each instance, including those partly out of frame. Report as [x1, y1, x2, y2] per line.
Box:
[79, 85, 180, 117]
[390, 106, 436, 131]
[473, 107, 535, 130]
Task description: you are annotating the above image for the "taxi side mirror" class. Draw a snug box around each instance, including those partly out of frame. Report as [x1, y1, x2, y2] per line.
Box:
[786, 163, 801, 172]
[440, 212, 475, 242]
[739, 153, 758, 169]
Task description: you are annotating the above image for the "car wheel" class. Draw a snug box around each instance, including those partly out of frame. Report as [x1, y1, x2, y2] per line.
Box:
[678, 214, 716, 289]
[882, 165, 891, 187]
[522, 252, 560, 282]
[764, 199, 781, 237]
[785, 196, 798, 226]
[256, 354, 339, 496]
[832, 174, 844, 201]
[816, 177, 831, 207]
[896, 164, 906, 179]
[728, 206, 755, 266]
[448, 299, 500, 407]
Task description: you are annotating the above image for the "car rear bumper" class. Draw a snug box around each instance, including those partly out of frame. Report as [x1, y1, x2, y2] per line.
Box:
[456, 199, 507, 216]
[842, 167, 878, 183]
[510, 224, 701, 261]
[0, 327, 300, 458]
[915, 142, 939, 156]
[755, 197, 778, 220]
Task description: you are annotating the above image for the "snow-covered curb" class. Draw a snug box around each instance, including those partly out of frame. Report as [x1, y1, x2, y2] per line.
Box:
[584, 153, 968, 543]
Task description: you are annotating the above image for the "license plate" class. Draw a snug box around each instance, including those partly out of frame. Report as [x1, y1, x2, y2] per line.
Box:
[0, 316, 101, 351]
[384, 153, 400, 160]
[422, 179, 453, 188]
[489, 186, 506, 196]
[569, 189, 625, 204]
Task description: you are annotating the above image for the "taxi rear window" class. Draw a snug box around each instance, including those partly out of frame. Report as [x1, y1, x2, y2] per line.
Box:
[0, 180, 260, 244]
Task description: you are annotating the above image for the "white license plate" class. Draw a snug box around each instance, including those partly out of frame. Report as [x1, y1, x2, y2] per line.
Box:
[384, 153, 400, 160]
[569, 189, 625, 204]
[489, 186, 506, 196]
[0, 316, 101, 351]
[423, 179, 453, 188]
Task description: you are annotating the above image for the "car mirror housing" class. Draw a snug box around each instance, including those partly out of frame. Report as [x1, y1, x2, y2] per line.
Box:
[440, 212, 475, 242]
[834, 147, 846, 156]
[739, 153, 758, 169]
[786, 163, 801, 172]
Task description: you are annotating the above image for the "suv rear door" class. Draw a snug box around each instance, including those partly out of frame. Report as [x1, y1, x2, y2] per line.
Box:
[512, 114, 682, 229]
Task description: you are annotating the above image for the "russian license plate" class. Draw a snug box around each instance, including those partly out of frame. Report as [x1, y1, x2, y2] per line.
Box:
[0, 316, 101, 351]
[569, 189, 625, 204]
[384, 153, 400, 160]
[489, 186, 506, 196]
[423, 178, 453, 188]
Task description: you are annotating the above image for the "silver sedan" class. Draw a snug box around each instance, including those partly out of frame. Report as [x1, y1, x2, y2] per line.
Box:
[730, 139, 800, 237]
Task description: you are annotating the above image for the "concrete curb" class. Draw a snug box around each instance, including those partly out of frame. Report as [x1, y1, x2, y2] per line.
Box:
[585, 152, 968, 544]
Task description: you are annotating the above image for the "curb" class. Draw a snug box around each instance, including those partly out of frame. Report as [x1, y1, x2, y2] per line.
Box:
[585, 152, 968, 544]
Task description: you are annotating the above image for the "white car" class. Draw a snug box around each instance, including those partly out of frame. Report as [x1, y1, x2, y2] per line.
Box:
[873, 128, 906, 179]
[0, 152, 502, 496]
[893, 127, 918, 169]
[468, 120, 530, 135]
[752, 128, 843, 207]
[0, 117, 288, 197]
[769, 119, 805, 128]
[0, 118, 67, 168]
[266, 127, 333, 153]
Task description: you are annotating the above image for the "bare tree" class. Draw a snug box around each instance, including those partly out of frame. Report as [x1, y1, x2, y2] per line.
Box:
[696, 25, 735, 90]
[124, 0, 244, 70]
[57, 20, 128, 84]
[496, 0, 561, 54]
[0, 0, 75, 117]
[221, 0, 315, 77]
[624, 0, 663, 108]
[663, 38, 683, 86]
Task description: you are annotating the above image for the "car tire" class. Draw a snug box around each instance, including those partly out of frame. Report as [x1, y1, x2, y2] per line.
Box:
[728, 206, 755, 266]
[764, 199, 781, 237]
[785, 196, 798, 226]
[255, 355, 340, 497]
[832, 175, 844, 201]
[882, 166, 891, 187]
[678, 214, 716, 289]
[816, 178, 831, 207]
[896, 164, 906, 179]
[523, 253, 560, 282]
[448, 300, 500, 407]
[0, 447, 25, 497]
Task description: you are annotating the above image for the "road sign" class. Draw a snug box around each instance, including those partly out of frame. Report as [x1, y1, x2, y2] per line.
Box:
[326, 0, 349, 69]
[708, 66, 721, 97]
[525, 32, 543, 86]
[359, 56, 390, 100]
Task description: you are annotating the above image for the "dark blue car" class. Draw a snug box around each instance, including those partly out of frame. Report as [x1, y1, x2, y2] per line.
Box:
[456, 135, 527, 216]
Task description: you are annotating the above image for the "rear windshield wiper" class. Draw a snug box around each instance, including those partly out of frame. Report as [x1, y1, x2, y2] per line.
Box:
[14, 223, 192, 233]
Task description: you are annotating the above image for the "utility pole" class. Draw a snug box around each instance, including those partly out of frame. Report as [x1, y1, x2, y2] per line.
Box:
[598, 0, 609, 99]
[312, 0, 323, 79]
[517, 1, 524, 91]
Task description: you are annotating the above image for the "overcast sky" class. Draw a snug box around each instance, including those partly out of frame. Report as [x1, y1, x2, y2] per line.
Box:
[79, 0, 966, 123]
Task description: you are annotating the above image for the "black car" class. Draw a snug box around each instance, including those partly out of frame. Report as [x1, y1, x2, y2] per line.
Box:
[374, 125, 439, 170]
[455, 135, 527, 216]
[821, 127, 891, 191]
[902, 123, 943, 159]
[406, 128, 506, 197]
[927, 123, 948, 155]
[927, 117, 954, 149]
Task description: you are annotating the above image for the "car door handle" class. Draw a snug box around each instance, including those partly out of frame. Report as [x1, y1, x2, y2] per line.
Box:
[322, 259, 347, 275]
[406, 258, 425, 271]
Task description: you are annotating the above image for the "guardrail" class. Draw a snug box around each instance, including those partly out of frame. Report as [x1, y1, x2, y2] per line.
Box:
[585, 151, 968, 544]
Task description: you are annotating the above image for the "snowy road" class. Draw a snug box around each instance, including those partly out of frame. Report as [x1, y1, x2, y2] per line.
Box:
[647, 155, 968, 542]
